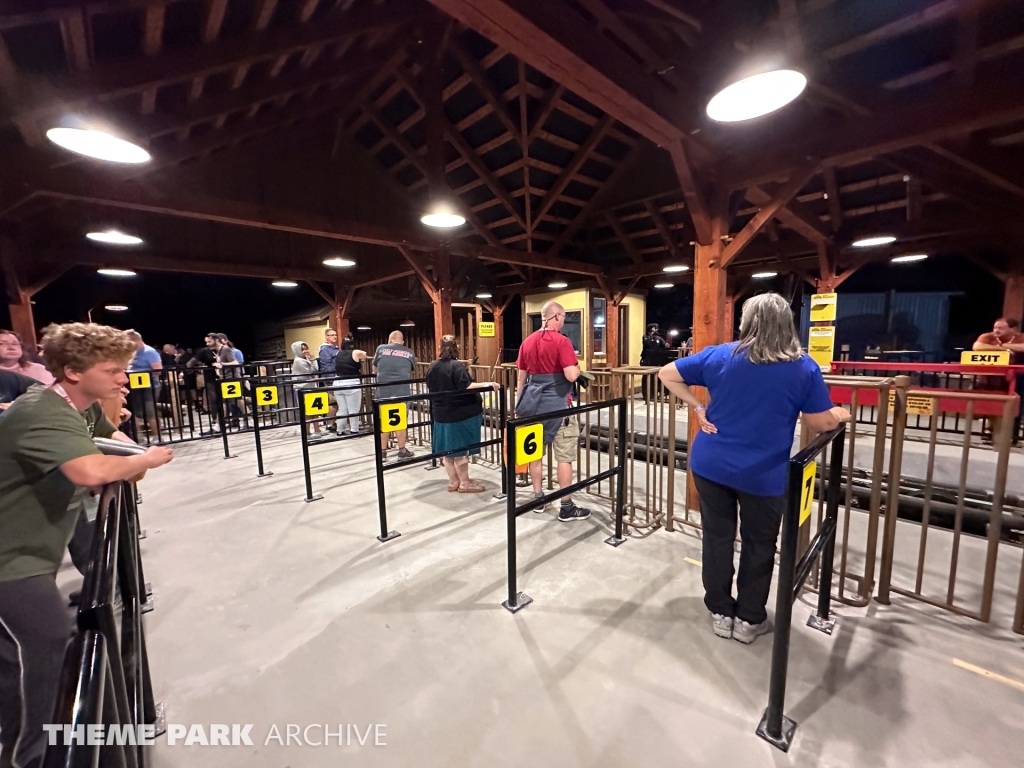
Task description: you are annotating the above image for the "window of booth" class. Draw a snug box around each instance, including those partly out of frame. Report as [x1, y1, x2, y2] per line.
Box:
[527, 311, 582, 354]
[592, 296, 606, 357]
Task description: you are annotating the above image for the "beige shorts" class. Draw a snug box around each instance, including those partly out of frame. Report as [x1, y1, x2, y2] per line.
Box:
[552, 417, 580, 464]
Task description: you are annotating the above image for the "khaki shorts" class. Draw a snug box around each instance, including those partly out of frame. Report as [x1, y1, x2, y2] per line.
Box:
[552, 417, 580, 464]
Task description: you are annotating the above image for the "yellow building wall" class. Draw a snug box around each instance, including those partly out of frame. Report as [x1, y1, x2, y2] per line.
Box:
[619, 293, 646, 367]
[284, 321, 332, 361]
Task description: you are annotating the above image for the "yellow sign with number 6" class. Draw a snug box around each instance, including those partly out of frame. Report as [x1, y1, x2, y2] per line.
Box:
[303, 392, 330, 416]
[380, 403, 407, 433]
[128, 372, 151, 390]
[799, 461, 816, 526]
[516, 423, 544, 464]
[255, 386, 279, 406]
[221, 381, 242, 399]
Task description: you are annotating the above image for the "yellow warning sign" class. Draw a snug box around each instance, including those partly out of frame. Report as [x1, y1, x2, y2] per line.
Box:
[128, 372, 151, 390]
[256, 386, 279, 406]
[516, 423, 544, 464]
[220, 381, 242, 399]
[799, 460, 816, 526]
[809, 293, 837, 322]
[888, 391, 934, 416]
[961, 350, 1011, 366]
[380, 402, 407, 432]
[808, 326, 836, 372]
[303, 391, 330, 416]
[478, 321, 496, 338]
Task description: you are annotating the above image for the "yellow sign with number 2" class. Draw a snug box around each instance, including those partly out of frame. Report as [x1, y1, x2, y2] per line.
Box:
[799, 461, 816, 526]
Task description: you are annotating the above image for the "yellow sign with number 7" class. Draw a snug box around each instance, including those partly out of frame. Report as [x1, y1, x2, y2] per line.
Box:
[799, 461, 816, 526]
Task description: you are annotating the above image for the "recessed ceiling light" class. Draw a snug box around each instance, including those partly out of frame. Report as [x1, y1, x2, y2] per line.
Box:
[357, 325, 371, 331]
[272, 280, 298, 288]
[475, 292, 493, 299]
[654, 283, 673, 289]
[323, 257, 356, 268]
[891, 253, 929, 264]
[87, 230, 142, 245]
[104, 305, 128, 312]
[706, 69, 807, 122]
[548, 281, 568, 289]
[752, 271, 778, 278]
[46, 127, 150, 164]
[663, 265, 690, 273]
[97, 268, 137, 277]
[400, 320, 416, 327]
[852, 235, 897, 248]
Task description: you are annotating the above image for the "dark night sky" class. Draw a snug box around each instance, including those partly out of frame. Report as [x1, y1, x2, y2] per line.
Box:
[0, 250, 1008, 357]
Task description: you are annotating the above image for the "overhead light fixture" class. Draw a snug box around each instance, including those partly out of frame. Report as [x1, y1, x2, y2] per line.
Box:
[548, 281, 568, 289]
[46, 127, 150, 164]
[400, 319, 416, 327]
[87, 230, 142, 246]
[668, 329, 680, 337]
[752, 271, 778, 279]
[272, 280, 298, 288]
[663, 265, 690, 274]
[357, 325, 371, 331]
[104, 305, 128, 312]
[891, 253, 929, 264]
[97, 268, 137, 277]
[654, 283, 674, 289]
[475, 292, 493, 299]
[852, 235, 896, 248]
[706, 69, 807, 123]
[323, 257, 356, 268]
[421, 199, 465, 228]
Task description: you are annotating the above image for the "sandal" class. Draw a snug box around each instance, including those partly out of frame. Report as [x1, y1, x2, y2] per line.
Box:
[458, 481, 486, 494]
[447, 482, 461, 493]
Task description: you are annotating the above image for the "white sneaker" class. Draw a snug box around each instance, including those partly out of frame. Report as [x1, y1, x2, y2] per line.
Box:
[733, 618, 773, 645]
[710, 613, 734, 639]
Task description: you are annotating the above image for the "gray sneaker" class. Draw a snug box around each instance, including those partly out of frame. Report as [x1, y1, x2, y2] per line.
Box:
[710, 613, 734, 639]
[396, 448, 414, 459]
[733, 618, 773, 645]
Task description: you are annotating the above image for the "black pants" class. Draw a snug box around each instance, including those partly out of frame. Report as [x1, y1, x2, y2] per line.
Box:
[693, 473, 785, 625]
[0, 575, 72, 768]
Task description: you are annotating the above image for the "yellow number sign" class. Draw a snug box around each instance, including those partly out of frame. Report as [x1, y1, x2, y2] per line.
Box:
[478, 321, 496, 337]
[380, 403, 407, 433]
[516, 423, 544, 464]
[809, 293, 837, 322]
[303, 392, 330, 416]
[221, 381, 242, 399]
[256, 386, 279, 406]
[807, 326, 836, 372]
[799, 461, 816, 526]
[961, 350, 1010, 366]
[128, 372, 151, 389]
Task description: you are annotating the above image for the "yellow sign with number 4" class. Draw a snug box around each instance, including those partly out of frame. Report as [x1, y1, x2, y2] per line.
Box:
[799, 461, 816, 526]
[128, 372, 150, 390]
[303, 392, 330, 416]
[516, 423, 544, 464]
[380, 403, 407, 433]
[255, 386, 278, 406]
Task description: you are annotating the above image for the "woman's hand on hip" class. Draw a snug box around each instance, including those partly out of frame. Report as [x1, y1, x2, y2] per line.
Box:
[695, 407, 717, 434]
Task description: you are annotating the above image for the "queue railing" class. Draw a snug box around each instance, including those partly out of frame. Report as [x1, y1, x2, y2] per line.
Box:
[756, 424, 846, 752]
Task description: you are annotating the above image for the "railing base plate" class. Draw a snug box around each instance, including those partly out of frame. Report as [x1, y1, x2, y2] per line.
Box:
[138, 529, 147, 540]
[304, 494, 324, 503]
[258, 471, 274, 478]
[142, 596, 155, 614]
[377, 530, 401, 543]
[502, 593, 533, 614]
[806, 613, 836, 635]
[604, 535, 627, 548]
[492, 492, 507, 500]
[153, 702, 167, 738]
[755, 709, 797, 752]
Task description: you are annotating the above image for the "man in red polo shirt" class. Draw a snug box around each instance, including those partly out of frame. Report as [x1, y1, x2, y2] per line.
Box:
[516, 301, 589, 521]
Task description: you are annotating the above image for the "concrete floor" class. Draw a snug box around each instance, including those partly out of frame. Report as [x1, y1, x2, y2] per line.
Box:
[58, 427, 1024, 767]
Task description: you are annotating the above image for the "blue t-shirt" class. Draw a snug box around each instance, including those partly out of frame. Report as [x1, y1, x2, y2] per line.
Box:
[232, 348, 244, 364]
[129, 345, 161, 372]
[675, 343, 834, 497]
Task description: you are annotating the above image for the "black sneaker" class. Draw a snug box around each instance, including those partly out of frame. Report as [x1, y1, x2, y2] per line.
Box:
[326, 424, 337, 433]
[557, 504, 591, 523]
[396, 448, 413, 459]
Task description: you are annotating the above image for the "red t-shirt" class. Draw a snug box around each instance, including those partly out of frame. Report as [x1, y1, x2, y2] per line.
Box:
[517, 330, 578, 374]
[976, 332, 1024, 365]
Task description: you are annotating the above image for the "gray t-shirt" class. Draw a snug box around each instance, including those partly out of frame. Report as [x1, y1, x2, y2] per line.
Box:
[373, 343, 416, 398]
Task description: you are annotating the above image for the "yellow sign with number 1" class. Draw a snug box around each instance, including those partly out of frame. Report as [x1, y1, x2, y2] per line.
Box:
[380, 403, 407, 433]
[516, 423, 544, 464]
[799, 461, 816, 526]
[128, 372, 151, 389]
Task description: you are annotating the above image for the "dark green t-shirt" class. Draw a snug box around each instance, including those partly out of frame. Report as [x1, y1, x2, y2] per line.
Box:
[0, 385, 116, 583]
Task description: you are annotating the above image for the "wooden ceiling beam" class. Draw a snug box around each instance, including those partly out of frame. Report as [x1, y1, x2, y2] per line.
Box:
[59, 8, 91, 73]
[606, 213, 644, 265]
[533, 114, 612, 225]
[822, 165, 842, 231]
[644, 200, 681, 261]
[883, 32, 1024, 90]
[925, 142, 1024, 199]
[744, 184, 830, 244]
[823, 0, 965, 61]
[474, 243, 602, 275]
[448, 40, 521, 143]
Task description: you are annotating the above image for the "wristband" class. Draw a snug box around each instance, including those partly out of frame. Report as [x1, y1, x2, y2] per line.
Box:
[693, 404, 705, 413]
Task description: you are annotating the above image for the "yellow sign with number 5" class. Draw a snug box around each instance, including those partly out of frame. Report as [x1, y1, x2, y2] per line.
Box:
[380, 403, 407, 433]
[303, 392, 330, 416]
[516, 423, 544, 464]
[256, 386, 279, 406]
[128, 372, 150, 390]
[799, 461, 816, 526]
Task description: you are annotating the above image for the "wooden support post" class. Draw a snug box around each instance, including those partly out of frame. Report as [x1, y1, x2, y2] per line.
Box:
[1, 233, 35, 344]
[1004, 271, 1024, 321]
[334, 281, 354, 338]
[433, 249, 453, 352]
[723, 295, 735, 343]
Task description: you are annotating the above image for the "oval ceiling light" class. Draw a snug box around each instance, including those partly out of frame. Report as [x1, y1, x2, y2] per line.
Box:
[891, 253, 929, 264]
[663, 264, 690, 273]
[852, 235, 897, 248]
[357, 325, 371, 331]
[548, 280, 568, 289]
[87, 230, 143, 245]
[475, 292, 493, 299]
[421, 200, 466, 228]
[46, 127, 150, 164]
[323, 257, 356, 268]
[668, 329, 680, 337]
[97, 268, 137, 277]
[272, 280, 298, 288]
[706, 69, 807, 123]
[104, 305, 129, 312]
[751, 271, 778, 278]
[400, 319, 416, 327]
[654, 283, 674, 289]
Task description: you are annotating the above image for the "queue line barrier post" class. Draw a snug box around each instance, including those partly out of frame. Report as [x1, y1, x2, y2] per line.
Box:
[217, 383, 236, 460]
[756, 424, 846, 752]
[503, 397, 628, 614]
[249, 381, 272, 478]
[298, 394, 321, 503]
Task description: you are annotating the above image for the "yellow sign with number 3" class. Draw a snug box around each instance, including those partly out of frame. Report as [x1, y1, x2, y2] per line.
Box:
[128, 372, 150, 389]
[516, 423, 544, 464]
[799, 461, 816, 526]
[303, 392, 330, 416]
[380, 403, 407, 433]
[256, 386, 278, 406]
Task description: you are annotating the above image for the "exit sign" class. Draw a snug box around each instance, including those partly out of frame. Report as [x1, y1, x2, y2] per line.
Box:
[960, 350, 1011, 366]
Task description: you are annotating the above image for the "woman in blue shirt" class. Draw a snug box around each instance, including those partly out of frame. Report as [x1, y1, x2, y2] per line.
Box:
[658, 293, 850, 645]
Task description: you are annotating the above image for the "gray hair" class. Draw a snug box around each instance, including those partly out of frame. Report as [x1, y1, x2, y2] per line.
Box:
[734, 292, 803, 364]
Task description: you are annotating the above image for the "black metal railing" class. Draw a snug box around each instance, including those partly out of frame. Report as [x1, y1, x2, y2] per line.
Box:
[756, 424, 846, 752]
